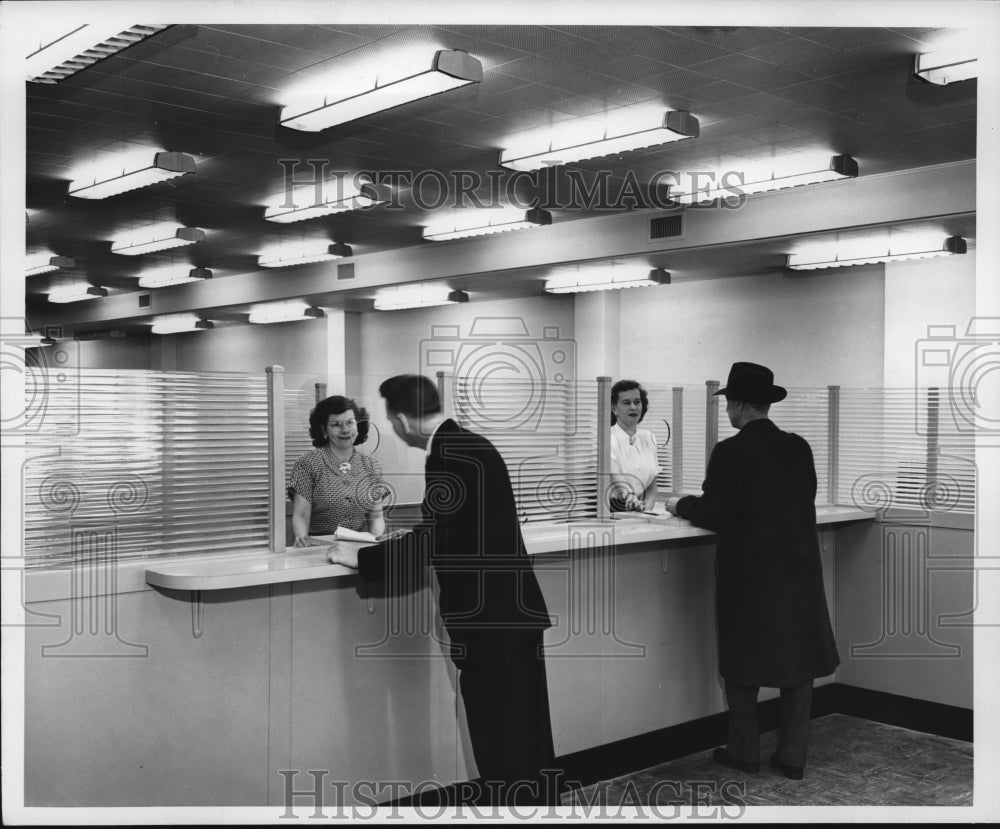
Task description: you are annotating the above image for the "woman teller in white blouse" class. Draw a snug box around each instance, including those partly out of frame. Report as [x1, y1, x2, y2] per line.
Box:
[289, 395, 386, 546]
[609, 379, 661, 513]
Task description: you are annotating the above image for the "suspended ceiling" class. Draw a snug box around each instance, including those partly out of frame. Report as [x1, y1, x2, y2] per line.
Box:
[23, 22, 978, 334]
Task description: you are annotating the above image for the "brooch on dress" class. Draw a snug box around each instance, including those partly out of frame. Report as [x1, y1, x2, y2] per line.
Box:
[338, 461, 352, 474]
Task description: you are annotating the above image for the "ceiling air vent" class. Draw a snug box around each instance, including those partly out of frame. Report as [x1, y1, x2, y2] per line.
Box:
[138, 294, 151, 308]
[649, 214, 683, 241]
[337, 262, 355, 281]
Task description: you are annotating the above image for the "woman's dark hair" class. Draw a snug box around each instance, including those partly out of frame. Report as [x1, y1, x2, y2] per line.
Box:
[309, 395, 370, 447]
[610, 379, 649, 425]
[378, 374, 442, 419]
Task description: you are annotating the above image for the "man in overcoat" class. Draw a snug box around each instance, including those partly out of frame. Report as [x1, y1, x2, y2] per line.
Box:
[666, 362, 839, 779]
[327, 374, 555, 804]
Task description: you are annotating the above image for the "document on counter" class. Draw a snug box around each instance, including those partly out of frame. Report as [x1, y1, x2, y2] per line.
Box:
[333, 526, 378, 544]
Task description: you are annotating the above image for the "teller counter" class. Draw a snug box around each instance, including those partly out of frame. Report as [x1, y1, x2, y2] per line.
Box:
[21, 507, 870, 808]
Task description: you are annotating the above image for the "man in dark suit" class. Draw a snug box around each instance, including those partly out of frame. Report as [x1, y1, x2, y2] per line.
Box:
[327, 374, 554, 804]
[666, 362, 839, 780]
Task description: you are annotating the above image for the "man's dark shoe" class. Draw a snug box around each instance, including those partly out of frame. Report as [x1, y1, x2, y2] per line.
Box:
[769, 754, 805, 780]
[712, 747, 759, 774]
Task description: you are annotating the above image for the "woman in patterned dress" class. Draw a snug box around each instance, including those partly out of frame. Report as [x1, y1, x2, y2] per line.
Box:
[289, 395, 386, 546]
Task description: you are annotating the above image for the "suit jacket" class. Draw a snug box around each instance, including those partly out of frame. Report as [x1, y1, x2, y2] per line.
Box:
[676, 418, 839, 687]
[357, 419, 551, 662]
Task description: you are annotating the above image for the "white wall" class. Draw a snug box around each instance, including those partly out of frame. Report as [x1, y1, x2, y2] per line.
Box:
[607, 265, 886, 389]
[171, 319, 328, 387]
[883, 250, 977, 388]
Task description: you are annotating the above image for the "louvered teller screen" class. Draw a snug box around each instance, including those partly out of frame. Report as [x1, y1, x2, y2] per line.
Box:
[449, 376, 600, 522]
[22, 369, 271, 568]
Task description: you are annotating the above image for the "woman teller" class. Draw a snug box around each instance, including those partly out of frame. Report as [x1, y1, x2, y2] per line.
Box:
[289, 395, 386, 546]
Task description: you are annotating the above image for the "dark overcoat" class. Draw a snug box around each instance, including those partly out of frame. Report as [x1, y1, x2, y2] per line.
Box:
[676, 418, 839, 687]
[357, 418, 551, 661]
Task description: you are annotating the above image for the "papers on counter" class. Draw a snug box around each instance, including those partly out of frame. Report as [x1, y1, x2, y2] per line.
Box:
[333, 526, 378, 543]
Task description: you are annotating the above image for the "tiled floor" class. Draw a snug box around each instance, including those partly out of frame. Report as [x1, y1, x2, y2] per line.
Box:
[562, 714, 973, 807]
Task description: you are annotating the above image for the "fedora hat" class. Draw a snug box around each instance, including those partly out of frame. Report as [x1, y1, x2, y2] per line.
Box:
[714, 362, 787, 404]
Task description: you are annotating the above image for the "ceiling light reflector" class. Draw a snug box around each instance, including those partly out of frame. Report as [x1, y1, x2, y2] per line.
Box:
[26, 253, 75, 277]
[249, 306, 326, 325]
[423, 208, 551, 242]
[48, 285, 108, 303]
[138, 266, 212, 289]
[499, 111, 698, 172]
[915, 49, 978, 85]
[374, 287, 468, 311]
[280, 49, 482, 131]
[70, 152, 196, 199]
[258, 242, 352, 268]
[112, 226, 205, 256]
[545, 268, 671, 294]
[787, 236, 968, 270]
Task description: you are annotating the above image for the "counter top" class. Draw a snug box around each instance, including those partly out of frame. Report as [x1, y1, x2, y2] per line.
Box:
[144, 505, 874, 592]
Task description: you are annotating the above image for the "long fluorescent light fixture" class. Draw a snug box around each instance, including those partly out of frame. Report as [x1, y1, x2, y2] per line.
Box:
[48, 285, 108, 303]
[70, 152, 196, 199]
[423, 208, 551, 242]
[915, 48, 977, 85]
[249, 306, 326, 325]
[26, 253, 75, 276]
[374, 288, 469, 311]
[112, 226, 205, 256]
[671, 155, 859, 205]
[280, 49, 483, 131]
[499, 110, 699, 172]
[545, 268, 671, 294]
[151, 319, 214, 335]
[26, 24, 168, 84]
[258, 242, 352, 269]
[138, 266, 212, 289]
[264, 178, 388, 223]
[787, 236, 968, 270]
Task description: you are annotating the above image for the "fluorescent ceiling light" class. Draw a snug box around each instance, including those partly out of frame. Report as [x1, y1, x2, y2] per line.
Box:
[280, 49, 482, 131]
[374, 287, 469, 311]
[264, 178, 387, 223]
[249, 306, 326, 325]
[671, 155, 859, 205]
[27, 24, 169, 84]
[545, 268, 671, 294]
[915, 48, 977, 85]
[26, 253, 74, 276]
[423, 208, 551, 242]
[138, 266, 212, 289]
[48, 285, 108, 303]
[21, 332, 55, 348]
[112, 226, 205, 256]
[787, 236, 968, 270]
[499, 110, 699, 172]
[151, 319, 214, 335]
[70, 152, 196, 199]
[257, 242, 352, 268]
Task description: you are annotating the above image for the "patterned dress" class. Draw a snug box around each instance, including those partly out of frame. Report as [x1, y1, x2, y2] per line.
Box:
[288, 449, 385, 534]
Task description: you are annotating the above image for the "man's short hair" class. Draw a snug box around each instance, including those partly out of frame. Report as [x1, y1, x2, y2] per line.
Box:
[729, 398, 771, 416]
[379, 374, 442, 419]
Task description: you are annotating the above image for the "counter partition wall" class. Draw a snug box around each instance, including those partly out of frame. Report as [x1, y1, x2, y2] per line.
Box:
[21, 366, 975, 569]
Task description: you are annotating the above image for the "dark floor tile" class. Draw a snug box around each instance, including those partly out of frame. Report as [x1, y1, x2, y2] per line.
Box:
[561, 713, 973, 808]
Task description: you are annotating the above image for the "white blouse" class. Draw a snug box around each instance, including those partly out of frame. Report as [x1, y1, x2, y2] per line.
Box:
[609, 423, 661, 497]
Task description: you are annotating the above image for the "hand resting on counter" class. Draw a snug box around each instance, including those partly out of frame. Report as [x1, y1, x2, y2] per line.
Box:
[326, 529, 408, 569]
[293, 535, 327, 548]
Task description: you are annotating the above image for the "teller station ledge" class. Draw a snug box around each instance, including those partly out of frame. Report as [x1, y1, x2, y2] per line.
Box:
[20, 369, 973, 809]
